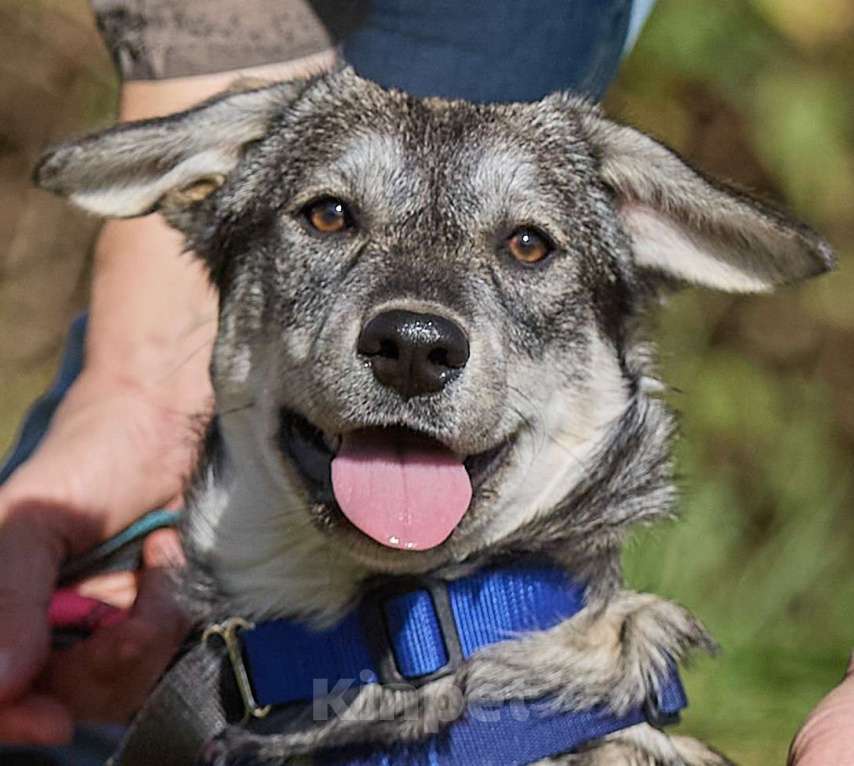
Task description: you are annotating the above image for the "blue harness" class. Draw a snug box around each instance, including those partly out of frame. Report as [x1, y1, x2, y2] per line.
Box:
[49, 508, 686, 764]
[221, 561, 687, 765]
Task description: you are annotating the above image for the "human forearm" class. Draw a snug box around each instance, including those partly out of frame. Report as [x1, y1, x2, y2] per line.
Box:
[85, 215, 216, 407]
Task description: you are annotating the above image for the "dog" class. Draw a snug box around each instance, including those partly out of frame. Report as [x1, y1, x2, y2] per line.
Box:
[35, 67, 833, 765]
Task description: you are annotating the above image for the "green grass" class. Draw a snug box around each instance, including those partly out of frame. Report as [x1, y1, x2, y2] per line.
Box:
[613, 4, 854, 756]
[621, 295, 854, 764]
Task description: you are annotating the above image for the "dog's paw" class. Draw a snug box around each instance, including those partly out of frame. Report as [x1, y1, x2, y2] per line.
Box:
[196, 730, 268, 766]
[557, 724, 734, 766]
[465, 591, 715, 716]
[535, 730, 733, 765]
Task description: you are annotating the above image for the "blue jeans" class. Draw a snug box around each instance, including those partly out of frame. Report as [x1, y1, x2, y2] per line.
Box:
[0, 315, 87, 485]
[342, 0, 653, 102]
[0, 2, 654, 761]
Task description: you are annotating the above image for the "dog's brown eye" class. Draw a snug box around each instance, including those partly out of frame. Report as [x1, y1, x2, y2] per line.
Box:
[304, 197, 353, 234]
[507, 227, 554, 264]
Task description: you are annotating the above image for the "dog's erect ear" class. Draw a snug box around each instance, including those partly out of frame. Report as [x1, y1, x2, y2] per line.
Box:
[34, 80, 302, 218]
[585, 117, 834, 292]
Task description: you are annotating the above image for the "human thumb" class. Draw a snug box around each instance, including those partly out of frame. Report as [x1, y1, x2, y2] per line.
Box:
[0, 501, 65, 698]
[0, 495, 73, 743]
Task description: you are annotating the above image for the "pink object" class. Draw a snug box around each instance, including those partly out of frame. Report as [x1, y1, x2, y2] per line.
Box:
[331, 429, 472, 550]
[49, 589, 127, 632]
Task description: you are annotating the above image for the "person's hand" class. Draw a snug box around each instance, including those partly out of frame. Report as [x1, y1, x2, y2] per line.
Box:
[789, 653, 854, 765]
[0, 363, 208, 744]
[0, 51, 332, 746]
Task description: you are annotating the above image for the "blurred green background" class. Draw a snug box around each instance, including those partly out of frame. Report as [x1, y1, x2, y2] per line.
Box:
[1, 1, 852, 764]
[610, 2, 854, 764]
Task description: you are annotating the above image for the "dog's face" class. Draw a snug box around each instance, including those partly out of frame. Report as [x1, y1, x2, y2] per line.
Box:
[37, 69, 832, 612]
[202, 74, 639, 570]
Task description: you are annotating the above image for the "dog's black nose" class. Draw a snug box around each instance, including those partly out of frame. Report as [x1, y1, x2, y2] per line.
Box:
[357, 309, 469, 398]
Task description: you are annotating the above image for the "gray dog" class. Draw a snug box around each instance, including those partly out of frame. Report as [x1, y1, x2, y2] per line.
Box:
[36, 68, 832, 765]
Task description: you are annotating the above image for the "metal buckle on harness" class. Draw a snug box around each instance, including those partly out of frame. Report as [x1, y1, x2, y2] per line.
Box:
[202, 617, 272, 723]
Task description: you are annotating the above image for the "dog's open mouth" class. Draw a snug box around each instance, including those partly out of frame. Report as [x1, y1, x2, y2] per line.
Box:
[278, 409, 509, 551]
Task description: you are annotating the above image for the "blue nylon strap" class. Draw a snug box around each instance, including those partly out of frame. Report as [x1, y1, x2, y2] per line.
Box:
[448, 565, 584, 656]
[384, 589, 448, 677]
[319, 680, 686, 766]
[245, 610, 380, 702]
[242, 563, 587, 706]
[240, 562, 688, 763]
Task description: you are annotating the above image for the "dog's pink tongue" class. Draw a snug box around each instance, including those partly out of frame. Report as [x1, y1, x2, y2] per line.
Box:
[331, 430, 472, 550]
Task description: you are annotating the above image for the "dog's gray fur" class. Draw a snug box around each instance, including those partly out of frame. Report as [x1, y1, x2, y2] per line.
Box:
[36, 67, 832, 764]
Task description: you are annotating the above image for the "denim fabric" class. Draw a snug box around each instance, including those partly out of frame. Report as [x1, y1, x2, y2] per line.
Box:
[625, 0, 657, 52]
[0, 314, 87, 485]
[343, 0, 634, 102]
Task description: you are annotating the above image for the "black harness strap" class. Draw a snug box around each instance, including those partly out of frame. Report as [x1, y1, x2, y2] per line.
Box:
[110, 643, 226, 766]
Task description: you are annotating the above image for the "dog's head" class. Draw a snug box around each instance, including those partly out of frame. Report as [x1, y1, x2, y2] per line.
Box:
[37, 69, 832, 613]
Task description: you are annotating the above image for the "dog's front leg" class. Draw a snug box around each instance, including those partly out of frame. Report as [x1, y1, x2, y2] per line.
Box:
[197, 732, 310, 766]
[533, 725, 732, 766]
[463, 590, 715, 715]
[465, 591, 729, 765]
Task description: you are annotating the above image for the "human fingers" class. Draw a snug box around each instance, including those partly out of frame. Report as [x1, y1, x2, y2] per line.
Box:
[0, 494, 70, 707]
[39, 529, 190, 723]
[0, 693, 73, 745]
[789, 653, 854, 765]
[75, 570, 139, 610]
[0, 490, 81, 743]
